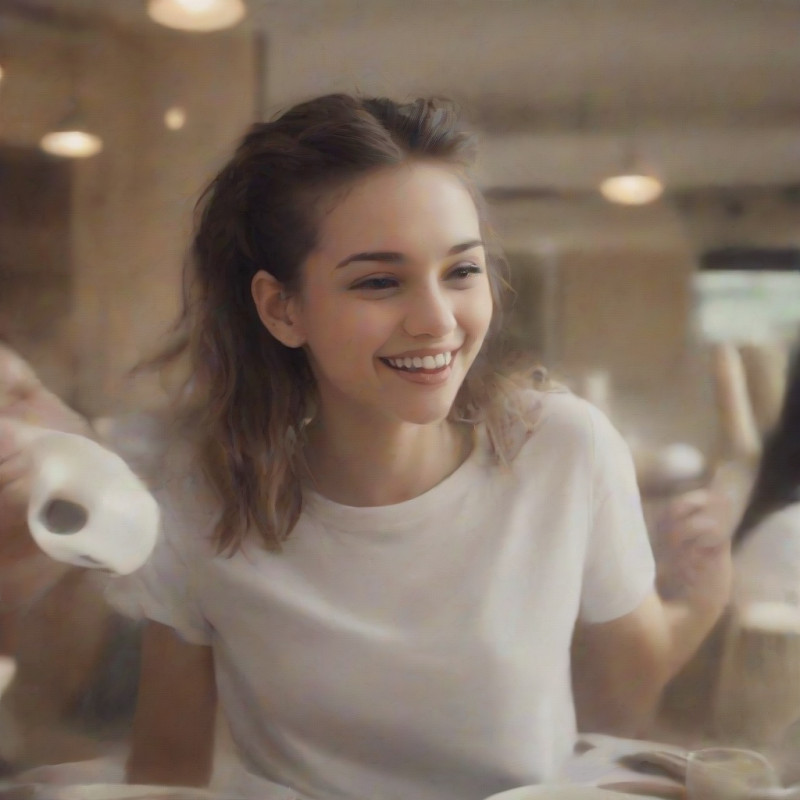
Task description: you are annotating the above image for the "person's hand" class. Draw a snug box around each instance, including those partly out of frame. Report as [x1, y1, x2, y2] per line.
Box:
[0, 343, 91, 436]
[653, 485, 733, 609]
[0, 346, 93, 565]
[0, 385, 92, 438]
[0, 421, 39, 566]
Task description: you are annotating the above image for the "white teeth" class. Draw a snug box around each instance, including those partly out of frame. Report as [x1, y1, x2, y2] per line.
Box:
[385, 352, 453, 371]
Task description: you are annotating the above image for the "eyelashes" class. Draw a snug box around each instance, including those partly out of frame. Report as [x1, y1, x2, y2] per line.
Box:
[350, 262, 484, 292]
[352, 276, 399, 291]
[447, 263, 483, 280]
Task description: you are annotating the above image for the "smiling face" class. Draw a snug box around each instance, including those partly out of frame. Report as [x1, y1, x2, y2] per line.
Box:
[274, 162, 494, 431]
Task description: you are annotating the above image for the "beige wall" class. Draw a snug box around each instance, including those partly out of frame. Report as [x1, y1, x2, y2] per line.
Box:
[489, 197, 719, 454]
[557, 248, 717, 452]
[1, 17, 257, 414]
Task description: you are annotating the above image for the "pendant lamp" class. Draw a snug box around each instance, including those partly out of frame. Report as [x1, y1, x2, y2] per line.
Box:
[599, 172, 664, 206]
[146, 0, 246, 32]
[599, 137, 663, 206]
[40, 100, 103, 159]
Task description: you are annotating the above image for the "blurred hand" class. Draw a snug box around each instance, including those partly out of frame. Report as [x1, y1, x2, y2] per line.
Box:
[0, 346, 93, 566]
[653, 485, 733, 607]
[0, 423, 37, 565]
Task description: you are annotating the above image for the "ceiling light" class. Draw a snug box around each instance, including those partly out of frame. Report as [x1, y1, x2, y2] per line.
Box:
[599, 173, 664, 206]
[41, 130, 103, 158]
[146, 0, 246, 32]
[164, 106, 187, 130]
[40, 102, 103, 158]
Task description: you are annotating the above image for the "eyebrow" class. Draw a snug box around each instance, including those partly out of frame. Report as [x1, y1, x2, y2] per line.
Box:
[334, 239, 485, 269]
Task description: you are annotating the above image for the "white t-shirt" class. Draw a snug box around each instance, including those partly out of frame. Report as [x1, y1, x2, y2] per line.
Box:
[108, 391, 655, 800]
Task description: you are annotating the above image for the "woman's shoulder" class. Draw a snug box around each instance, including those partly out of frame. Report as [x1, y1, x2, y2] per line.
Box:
[526, 386, 611, 436]
[494, 386, 602, 463]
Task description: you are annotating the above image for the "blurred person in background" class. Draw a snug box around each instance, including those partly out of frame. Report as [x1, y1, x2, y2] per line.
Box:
[711, 343, 800, 752]
[733, 343, 800, 586]
[654, 341, 800, 763]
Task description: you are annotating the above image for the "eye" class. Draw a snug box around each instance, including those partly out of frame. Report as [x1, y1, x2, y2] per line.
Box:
[447, 262, 483, 281]
[350, 276, 399, 291]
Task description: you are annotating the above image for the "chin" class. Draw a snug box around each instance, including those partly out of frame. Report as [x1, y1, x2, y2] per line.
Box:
[392, 400, 457, 427]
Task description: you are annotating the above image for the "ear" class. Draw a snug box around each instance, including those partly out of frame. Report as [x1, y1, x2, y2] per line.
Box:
[251, 270, 306, 348]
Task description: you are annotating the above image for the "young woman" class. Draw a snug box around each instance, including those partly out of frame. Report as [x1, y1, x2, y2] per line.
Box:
[108, 94, 731, 800]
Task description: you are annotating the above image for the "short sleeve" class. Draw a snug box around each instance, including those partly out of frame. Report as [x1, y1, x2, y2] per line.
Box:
[105, 474, 214, 646]
[579, 404, 656, 624]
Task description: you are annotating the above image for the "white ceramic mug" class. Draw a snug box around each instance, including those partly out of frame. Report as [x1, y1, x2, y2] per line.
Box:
[6, 419, 160, 575]
[686, 747, 779, 800]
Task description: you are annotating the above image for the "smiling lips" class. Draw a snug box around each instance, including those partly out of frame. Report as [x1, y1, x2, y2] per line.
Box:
[381, 351, 454, 373]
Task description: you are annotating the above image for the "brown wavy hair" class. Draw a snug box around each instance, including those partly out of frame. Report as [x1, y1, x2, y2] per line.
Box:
[153, 93, 545, 554]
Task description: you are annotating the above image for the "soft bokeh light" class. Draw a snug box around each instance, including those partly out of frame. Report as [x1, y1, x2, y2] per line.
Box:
[164, 106, 187, 130]
[599, 173, 664, 205]
[177, 0, 217, 11]
[40, 130, 103, 158]
[146, 0, 246, 31]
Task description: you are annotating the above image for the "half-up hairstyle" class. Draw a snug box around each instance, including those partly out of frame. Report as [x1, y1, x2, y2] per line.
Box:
[154, 93, 544, 554]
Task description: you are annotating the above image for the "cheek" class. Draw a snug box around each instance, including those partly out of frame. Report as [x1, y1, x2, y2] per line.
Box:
[303, 296, 391, 359]
[464, 283, 495, 343]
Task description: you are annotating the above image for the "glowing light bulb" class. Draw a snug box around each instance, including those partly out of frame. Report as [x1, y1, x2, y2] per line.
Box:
[599, 173, 664, 206]
[164, 106, 187, 130]
[40, 130, 103, 158]
[176, 0, 217, 11]
[146, 0, 246, 31]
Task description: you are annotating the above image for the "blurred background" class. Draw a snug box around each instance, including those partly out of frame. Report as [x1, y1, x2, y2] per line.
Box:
[1, 0, 799, 459]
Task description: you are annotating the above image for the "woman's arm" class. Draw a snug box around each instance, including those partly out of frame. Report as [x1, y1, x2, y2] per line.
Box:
[127, 620, 217, 787]
[573, 540, 731, 736]
[573, 481, 733, 736]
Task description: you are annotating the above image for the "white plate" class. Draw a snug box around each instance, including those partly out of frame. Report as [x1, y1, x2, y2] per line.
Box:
[484, 787, 632, 800]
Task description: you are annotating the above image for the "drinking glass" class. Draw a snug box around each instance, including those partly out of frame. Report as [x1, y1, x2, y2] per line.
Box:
[686, 747, 780, 800]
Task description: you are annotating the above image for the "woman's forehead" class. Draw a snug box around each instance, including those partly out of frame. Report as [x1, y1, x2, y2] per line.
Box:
[313, 163, 481, 257]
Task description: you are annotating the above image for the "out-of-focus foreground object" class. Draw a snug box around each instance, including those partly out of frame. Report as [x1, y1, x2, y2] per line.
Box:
[1, 420, 159, 576]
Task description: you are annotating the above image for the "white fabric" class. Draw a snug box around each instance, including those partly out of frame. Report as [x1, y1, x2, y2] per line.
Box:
[734, 502, 800, 612]
[107, 391, 655, 800]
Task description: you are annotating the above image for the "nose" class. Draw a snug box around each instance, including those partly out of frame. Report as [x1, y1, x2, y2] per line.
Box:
[402, 281, 457, 339]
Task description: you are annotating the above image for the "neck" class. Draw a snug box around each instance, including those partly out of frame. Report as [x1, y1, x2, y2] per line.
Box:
[303, 411, 472, 507]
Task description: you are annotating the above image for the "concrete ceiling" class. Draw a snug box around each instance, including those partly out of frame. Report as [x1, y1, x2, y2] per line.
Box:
[3, 0, 800, 194]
